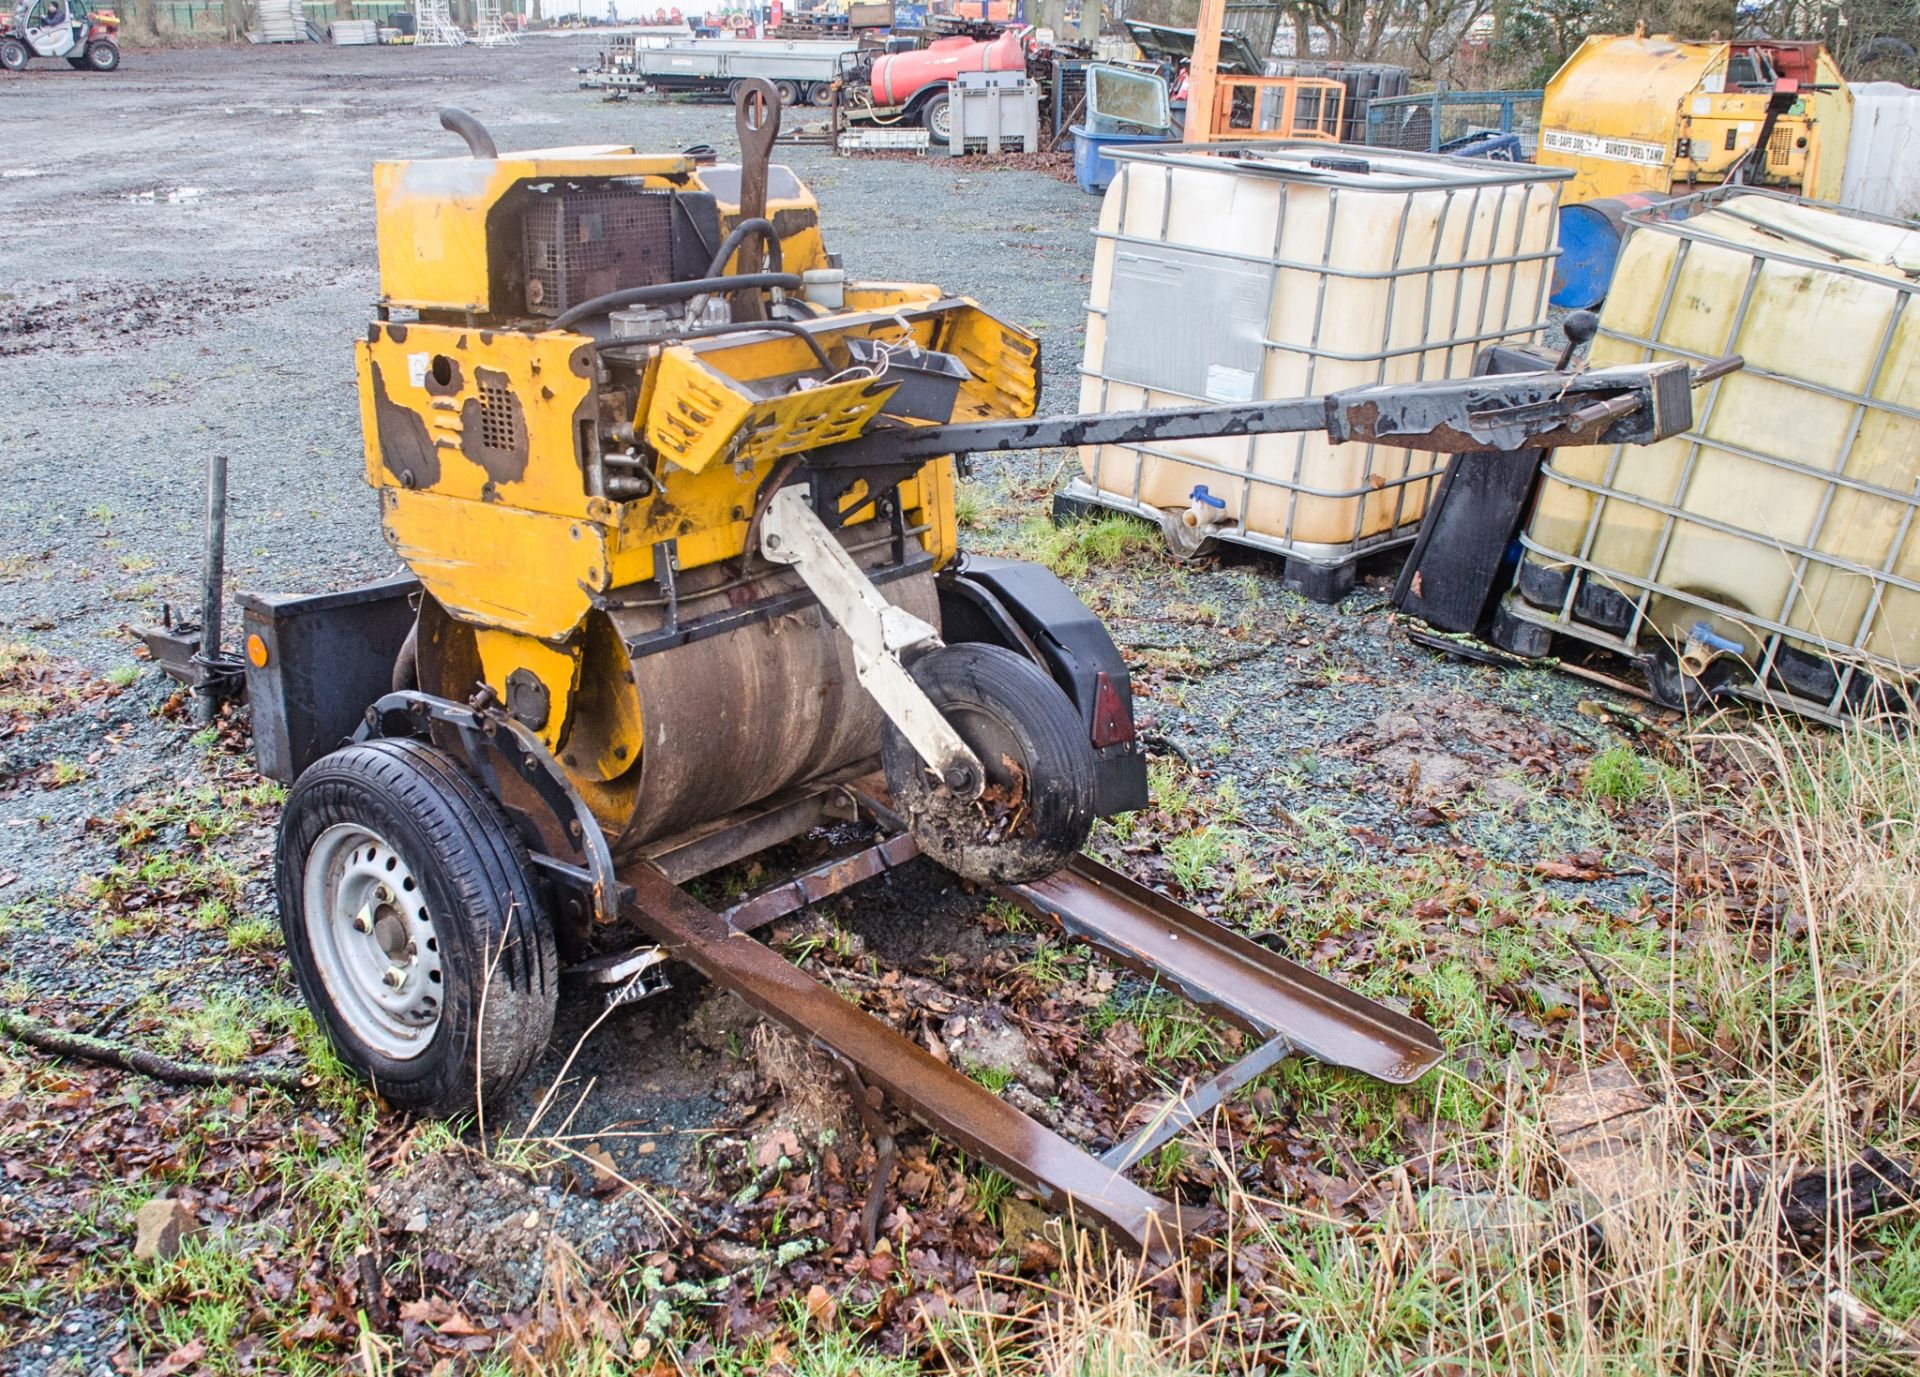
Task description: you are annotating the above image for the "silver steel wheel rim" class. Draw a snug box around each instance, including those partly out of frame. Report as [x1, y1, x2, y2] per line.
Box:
[303, 823, 444, 1060]
[929, 101, 951, 140]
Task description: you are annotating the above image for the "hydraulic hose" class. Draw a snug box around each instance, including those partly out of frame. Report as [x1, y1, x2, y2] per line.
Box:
[549, 273, 803, 331]
[705, 217, 784, 278]
[666, 318, 834, 371]
[438, 107, 498, 159]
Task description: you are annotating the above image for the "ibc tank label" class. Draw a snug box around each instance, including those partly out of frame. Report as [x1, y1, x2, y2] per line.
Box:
[1542, 128, 1667, 167]
[1205, 364, 1256, 403]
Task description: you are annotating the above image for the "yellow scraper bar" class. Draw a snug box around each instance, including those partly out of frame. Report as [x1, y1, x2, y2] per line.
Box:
[643, 346, 900, 474]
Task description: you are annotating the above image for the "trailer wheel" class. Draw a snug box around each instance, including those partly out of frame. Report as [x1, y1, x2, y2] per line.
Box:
[884, 643, 1096, 885]
[773, 78, 801, 107]
[276, 738, 557, 1115]
[920, 89, 953, 143]
[0, 38, 27, 71]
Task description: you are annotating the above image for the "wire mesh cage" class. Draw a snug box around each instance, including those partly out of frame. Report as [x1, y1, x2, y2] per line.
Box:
[1364, 89, 1544, 158]
[521, 191, 676, 317]
[1071, 142, 1566, 590]
[1502, 188, 1920, 722]
[1265, 61, 1409, 144]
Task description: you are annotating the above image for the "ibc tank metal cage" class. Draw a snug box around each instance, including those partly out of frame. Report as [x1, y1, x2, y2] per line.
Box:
[1069, 142, 1565, 589]
[1504, 188, 1920, 724]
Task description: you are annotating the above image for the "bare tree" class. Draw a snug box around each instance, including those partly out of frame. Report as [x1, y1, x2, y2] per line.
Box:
[1275, 0, 1491, 73]
[1603, 0, 1739, 35]
[1741, 0, 1919, 78]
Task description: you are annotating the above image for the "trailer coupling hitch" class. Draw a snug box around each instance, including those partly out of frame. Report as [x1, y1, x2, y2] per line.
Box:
[1322, 354, 1735, 453]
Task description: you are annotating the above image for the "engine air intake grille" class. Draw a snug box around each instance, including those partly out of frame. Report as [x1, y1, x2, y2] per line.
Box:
[476, 376, 519, 451]
[522, 190, 675, 317]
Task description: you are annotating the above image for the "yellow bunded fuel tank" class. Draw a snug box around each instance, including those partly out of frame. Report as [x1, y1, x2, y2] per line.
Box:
[1511, 189, 1920, 718]
[1539, 34, 1852, 204]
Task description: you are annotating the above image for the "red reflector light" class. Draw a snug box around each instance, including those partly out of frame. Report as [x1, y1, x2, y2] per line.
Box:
[1090, 670, 1135, 749]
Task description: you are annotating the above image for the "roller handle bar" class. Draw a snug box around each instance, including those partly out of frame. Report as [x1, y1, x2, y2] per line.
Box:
[803, 354, 1745, 472]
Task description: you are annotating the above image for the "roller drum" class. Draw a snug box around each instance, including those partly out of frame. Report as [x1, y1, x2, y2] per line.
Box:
[609, 565, 938, 851]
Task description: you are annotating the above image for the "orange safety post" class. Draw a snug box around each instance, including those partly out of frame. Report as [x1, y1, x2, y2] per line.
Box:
[1183, 0, 1225, 142]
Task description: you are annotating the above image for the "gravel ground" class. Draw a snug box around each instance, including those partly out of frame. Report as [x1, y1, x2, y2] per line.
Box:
[0, 39, 1665, 1367]
[0, 34, 1119, 1198]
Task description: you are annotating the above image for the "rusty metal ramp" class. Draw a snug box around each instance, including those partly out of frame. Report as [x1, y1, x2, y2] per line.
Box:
[1002, 855, 1443, 1081]
[620, 835, 1442, 1256]
[623, 862, 1184, 1258]
[999, 855, 1442, 1175]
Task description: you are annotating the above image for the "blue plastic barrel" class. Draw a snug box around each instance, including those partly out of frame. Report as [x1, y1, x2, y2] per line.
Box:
[1440, 129, 1523, 161]
[1551, 192, 1672, 310]
[1070, 125, 1170, 195]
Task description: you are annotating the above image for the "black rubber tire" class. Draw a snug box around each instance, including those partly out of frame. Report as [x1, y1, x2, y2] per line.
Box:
[883, 643, 1096, 885]
[85, 39, 118, 71]
[0, 38, 28, 71]
[772, 78, 801, 107]
[276, 738, 557, 1115]
[919, 90, 952, 142]
[808, 81, 835, 108]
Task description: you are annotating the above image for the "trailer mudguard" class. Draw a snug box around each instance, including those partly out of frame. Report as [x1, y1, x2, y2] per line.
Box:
[238, 576, 421, 784]
[938, 555, 1149, 817]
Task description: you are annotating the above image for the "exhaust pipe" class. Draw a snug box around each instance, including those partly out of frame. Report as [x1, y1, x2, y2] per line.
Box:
[439, 107, 498, 159]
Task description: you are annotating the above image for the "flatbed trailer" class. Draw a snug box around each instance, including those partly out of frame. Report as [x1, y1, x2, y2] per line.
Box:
[583, 36, 857, 105]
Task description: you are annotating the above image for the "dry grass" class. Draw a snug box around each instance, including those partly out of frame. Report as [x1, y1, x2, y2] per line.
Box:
[329, 708, 1918, 1376]
[918, 708, 1920, 1375]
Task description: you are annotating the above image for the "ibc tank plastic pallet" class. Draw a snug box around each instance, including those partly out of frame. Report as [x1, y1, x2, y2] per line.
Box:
[1051, 480, 1391, 604]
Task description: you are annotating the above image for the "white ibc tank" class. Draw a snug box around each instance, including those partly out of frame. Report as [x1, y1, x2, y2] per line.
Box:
[1076, 143, 1566, 559]
[1842, 82, 1920, 222]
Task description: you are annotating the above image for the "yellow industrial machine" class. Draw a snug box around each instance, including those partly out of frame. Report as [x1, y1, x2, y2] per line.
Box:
[1540, 32, 1852, 203]
[355, 112, 1050, 870]
[161, 96, 1720, 1253]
